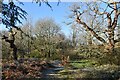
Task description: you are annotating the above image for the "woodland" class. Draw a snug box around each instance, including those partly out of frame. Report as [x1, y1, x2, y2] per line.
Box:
[0, 0, 120, 80]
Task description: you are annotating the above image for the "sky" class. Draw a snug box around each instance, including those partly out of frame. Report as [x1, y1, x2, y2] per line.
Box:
[0, 1, 74, 36]
[19, 2, 72, 36]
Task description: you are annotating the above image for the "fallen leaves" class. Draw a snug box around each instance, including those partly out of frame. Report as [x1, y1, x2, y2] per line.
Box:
[2, 59, 56, 79]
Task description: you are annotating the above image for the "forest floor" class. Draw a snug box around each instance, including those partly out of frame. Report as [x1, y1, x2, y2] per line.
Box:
[1, 58, 120, 80]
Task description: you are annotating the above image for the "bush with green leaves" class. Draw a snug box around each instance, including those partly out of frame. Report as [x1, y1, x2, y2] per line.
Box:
[28, 49, 42, 58]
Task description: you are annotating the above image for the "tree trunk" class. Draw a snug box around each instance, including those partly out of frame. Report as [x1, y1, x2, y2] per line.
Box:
[72, 31, 77, 47]
[48, 50, 51, 58]
[6, 40, 18, 60]
[12, 44, 17, 60]
[105, 2, 118, 53]
[87, 32, 92, 45]
[2, 31, 18, 60]
[107, 29, 115, 53]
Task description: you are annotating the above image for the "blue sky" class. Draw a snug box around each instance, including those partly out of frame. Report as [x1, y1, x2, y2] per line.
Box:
[20, 2, 72, 36]
[0, 2, 73, 36]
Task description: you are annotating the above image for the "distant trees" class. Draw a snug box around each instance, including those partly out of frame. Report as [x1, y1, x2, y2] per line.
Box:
[33, 18, 62, 59]
[14, 20, 33, 58]
[70, 24, 78, 47]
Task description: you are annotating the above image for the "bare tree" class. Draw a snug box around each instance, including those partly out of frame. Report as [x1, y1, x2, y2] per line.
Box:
[69, 1, 120, 53]
[34, 18, 61, 59]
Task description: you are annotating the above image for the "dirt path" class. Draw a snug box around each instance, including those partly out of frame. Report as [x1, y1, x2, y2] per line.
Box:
[40, 60, 64, 78]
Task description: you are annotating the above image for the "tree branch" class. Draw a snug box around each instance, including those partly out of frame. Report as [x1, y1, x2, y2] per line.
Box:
[112, 3, 119, 29]
[107, 13, 112, 28]
[12, 25, 34, 40]
[114, 38, 120, 43]
[76, 15, 106, 43]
